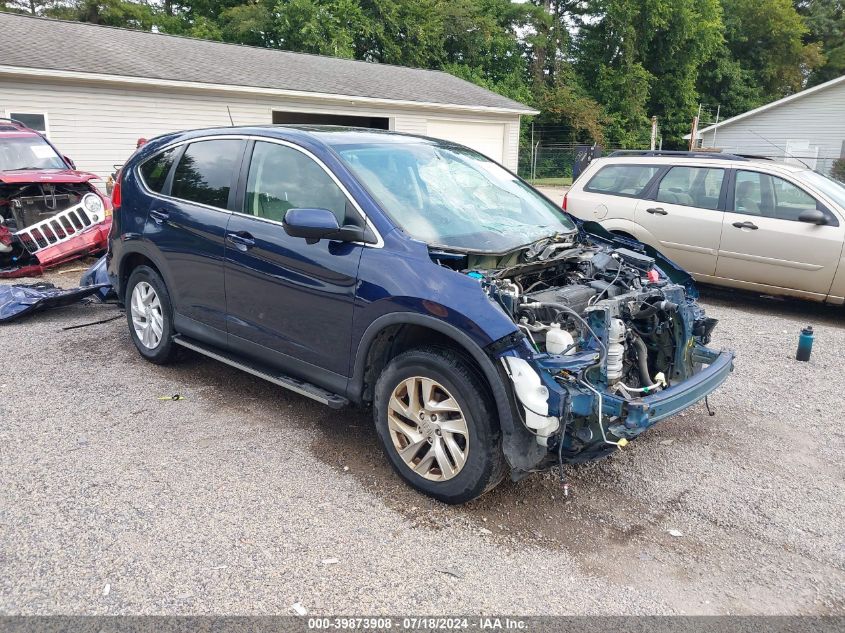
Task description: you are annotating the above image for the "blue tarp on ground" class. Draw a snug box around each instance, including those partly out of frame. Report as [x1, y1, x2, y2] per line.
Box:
[0, 282, 110, 323]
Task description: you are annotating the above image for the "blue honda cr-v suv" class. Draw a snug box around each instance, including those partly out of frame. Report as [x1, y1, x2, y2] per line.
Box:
[108, 126, 733, 503]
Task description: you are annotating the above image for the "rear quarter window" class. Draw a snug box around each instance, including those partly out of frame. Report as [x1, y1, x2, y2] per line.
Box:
[584, 164, 661, 197]
[139, 147, 178, 193]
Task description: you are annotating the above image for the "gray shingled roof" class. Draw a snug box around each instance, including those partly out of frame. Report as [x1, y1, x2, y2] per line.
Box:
[0, 12, 534, 113]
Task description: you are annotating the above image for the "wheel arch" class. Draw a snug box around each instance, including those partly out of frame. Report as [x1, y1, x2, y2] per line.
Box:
[349, 313, 544, 476]
[117, 246, 170, 304]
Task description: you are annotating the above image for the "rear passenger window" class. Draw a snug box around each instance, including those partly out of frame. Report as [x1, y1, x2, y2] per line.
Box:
[656, 166, 724, 210]
[139, 147, 178, 193]
[245, 141, 349, 224]
[170, 139, 243, 209]
[585, 165, 660, 197]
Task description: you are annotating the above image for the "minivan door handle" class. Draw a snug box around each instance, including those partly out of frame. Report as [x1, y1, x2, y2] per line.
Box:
[226, 231, 256, 251]
[732, 221, 759, 230]
[149, 209, 169, 223]
[646, 207, 668, 215]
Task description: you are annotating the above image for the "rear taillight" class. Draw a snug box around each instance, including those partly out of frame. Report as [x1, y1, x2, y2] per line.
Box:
[562, 192, 568, 211]
[111, 169, 122, 210]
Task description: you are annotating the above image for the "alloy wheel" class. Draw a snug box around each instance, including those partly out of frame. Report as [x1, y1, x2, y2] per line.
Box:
[387, 376, 469, 481]
[130, 281, 164, 349]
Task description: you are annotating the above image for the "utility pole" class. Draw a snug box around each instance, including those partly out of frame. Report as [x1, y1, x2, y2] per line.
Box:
[650, 116, 657, 151]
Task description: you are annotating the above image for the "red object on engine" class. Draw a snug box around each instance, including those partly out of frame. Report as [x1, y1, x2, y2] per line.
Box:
[647, 268, 660, 284]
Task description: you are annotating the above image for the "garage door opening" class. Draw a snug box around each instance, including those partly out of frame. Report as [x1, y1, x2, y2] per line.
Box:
[272, 111, 389, 129]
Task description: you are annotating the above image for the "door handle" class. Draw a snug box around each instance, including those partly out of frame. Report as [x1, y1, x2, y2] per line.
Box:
[646, 207, 668, 215]
[732, 221, 759, 230]
[226, 232, 256, 251]
[149, 209, 169, 224]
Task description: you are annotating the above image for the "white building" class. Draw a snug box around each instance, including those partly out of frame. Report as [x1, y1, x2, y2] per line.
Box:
[689, 74, 845, 175]
[0, 12, 535, 182]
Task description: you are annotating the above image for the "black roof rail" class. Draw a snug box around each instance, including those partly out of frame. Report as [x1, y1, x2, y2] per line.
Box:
[607, 150, 750, 162]
[0, 117, 28, 129]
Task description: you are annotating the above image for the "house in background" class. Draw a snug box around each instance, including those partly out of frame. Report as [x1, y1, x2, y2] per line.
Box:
[688, 74, 845, 175]
[0, 12, 535, 182]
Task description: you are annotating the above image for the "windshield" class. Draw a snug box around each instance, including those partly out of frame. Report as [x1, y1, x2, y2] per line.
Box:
[0, 136, 65, 171]
[801, 170, 845, 209]
[334, 142, 576, 252]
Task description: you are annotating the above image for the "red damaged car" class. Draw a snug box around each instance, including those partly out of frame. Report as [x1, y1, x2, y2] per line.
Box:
[0, 118, 111, 278]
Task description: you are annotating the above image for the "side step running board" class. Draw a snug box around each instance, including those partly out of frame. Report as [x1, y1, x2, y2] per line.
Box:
[172, 335, 349, 409]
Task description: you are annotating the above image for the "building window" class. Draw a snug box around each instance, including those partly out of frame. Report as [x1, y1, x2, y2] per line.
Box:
[6, 112, 49, 136]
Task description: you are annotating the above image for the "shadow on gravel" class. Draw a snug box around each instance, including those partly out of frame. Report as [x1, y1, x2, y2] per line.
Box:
[161, 346, 718, 562]
[698, 285, 844, 328]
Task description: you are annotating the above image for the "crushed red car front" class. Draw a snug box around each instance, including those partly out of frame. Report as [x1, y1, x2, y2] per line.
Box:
[0, 121, 111, 277]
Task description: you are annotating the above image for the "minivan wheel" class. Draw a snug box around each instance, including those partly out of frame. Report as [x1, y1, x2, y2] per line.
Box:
[125, 265, 177, 364]
[373, 348, 506, 504]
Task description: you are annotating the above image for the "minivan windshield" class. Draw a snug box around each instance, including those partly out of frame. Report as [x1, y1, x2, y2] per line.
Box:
[800, 170, 845, 209]
[0, 136, 65, 171]
[334, 142, 576, 253]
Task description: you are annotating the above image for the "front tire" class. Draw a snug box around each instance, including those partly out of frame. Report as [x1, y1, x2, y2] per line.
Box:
[373, 348, 506, 504]
[125, 265, 177, 364]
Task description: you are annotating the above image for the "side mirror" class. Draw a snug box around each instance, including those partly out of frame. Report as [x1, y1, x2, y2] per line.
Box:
[283, 207, 372, 245]
[798, 208, 827, 225]
[63, 155, 76, 169]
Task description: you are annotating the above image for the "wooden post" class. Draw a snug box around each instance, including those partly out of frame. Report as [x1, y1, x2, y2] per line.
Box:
[650, 116, 657, 151]
[689, 116, 699, 151]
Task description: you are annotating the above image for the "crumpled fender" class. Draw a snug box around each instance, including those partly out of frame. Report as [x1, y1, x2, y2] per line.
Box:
[80, 254, 115, 300]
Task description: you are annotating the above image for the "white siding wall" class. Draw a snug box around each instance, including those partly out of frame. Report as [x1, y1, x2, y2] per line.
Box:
[0, 76, 522, 183]
[700, 80, 845, 175]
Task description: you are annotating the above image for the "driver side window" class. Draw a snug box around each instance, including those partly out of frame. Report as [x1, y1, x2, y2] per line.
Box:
[245, 141, 349, 224]
[733, 170, 818, 221]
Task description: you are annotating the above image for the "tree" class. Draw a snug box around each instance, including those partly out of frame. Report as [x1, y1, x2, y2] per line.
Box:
[47, 0, 157, 29]
[796, 0, 845, 86]
[1, 0, 56, 14]
[355, 0, 444, 67]
[718, 0, 822, 100]
[576, 0, 723, 147]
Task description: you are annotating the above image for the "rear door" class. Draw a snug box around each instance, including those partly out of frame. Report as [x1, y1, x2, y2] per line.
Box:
[142, 138, 245, 338]
[716, 169, 844, 295]
[568, 162, 661, 223]
[633, 165, 727, 276]
[223, 139, 365, 383]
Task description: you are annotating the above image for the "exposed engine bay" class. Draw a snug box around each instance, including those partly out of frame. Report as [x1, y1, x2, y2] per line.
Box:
[1, 182, 110, 276]
[432, 231, 728, 468]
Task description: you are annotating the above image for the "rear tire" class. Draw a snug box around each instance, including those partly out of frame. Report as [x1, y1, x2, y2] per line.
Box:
[373, 347, 506, 504]
[125, 265, 178, 365]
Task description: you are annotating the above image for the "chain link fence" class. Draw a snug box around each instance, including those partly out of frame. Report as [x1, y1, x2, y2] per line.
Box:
[519, 135, 845, 183]
[518, 141, 639, 183]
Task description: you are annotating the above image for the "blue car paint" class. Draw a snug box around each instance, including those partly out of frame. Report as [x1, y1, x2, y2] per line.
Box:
[108, 125, 733, 474]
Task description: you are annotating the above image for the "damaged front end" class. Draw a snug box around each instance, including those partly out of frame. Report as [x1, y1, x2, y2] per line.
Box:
[435, 228, 734, 474]
[0, 180, 111, 277]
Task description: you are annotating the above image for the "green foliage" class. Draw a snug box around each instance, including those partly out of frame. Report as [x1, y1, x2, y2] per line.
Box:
[797, 0, 845, 86]
[576, 0, 724, 148]
[832, 159, 845, 183]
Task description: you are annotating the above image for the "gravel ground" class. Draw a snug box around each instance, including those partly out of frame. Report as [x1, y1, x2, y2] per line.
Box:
[1, 266, 843, 615]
